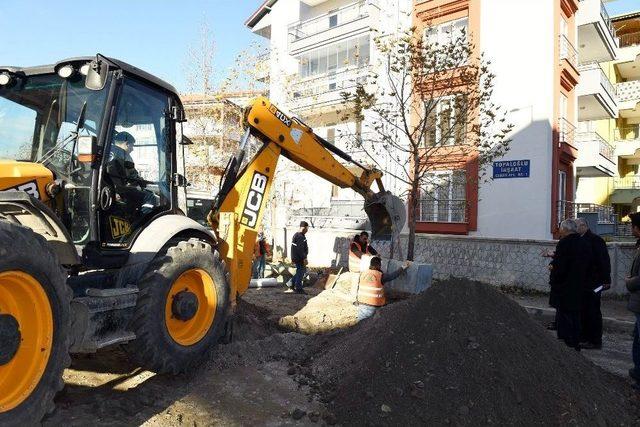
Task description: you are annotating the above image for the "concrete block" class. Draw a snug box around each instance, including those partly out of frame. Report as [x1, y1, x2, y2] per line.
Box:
[383, 258, 433, 295]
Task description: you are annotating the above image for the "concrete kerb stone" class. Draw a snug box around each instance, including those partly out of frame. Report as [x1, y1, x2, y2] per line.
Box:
[523, 305, 635, 334]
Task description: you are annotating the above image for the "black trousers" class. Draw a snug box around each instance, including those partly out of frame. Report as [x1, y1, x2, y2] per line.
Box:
[580, 290, 602, 346]
[557, 309, 581, 349]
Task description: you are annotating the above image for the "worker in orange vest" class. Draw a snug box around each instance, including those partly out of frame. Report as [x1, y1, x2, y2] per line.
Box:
[252, 232, 271, 279]
[357, 256, 410, 320]
[348, 231, 379, 272]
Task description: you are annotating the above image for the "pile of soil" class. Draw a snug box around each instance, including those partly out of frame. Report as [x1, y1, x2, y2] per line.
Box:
[279, 272, 360, 334]
[313, 278, 640, 426]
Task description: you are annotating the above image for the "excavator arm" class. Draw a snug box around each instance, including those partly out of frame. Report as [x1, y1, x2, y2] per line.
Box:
[210, 97, 404, 299]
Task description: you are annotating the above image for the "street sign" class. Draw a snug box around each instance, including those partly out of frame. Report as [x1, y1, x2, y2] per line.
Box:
[493, 160, 530, 179]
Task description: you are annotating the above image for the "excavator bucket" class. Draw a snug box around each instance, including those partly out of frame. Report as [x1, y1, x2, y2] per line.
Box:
[364, 192, 406, 240]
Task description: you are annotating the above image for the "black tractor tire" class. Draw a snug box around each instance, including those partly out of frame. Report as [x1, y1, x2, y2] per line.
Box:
[0, 221, 70, 426]
[125, 238, 230, 374]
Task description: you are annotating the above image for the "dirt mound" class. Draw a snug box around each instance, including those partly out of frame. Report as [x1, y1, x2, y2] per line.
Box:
[313, 279, 640, 426]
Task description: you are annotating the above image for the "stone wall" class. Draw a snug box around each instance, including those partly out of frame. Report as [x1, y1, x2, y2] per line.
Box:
[274, 227, 636, 295]
[375, 235, 636, 296]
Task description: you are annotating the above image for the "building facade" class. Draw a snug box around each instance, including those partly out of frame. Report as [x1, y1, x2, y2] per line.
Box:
[575, 10, 640, 231]
[247, 0, 412, 239]
[247, 0, 636, 246]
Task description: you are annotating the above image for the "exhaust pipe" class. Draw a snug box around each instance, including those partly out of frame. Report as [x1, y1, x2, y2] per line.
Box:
[364, 192, 406, 240]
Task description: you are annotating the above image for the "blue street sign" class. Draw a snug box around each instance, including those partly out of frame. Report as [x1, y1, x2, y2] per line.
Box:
[493, 160, 530, 179]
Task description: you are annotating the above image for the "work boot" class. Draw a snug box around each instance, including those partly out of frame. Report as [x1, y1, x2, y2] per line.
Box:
[284, 288, 295, 294]
[295, 288, 307, 295]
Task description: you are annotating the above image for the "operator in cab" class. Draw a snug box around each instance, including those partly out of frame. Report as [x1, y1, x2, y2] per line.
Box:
[349, 231, 378, 273]
[357, 256, 410, 320]
[107, 131, 141, 184]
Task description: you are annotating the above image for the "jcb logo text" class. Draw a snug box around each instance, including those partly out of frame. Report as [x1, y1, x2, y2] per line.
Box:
[241, 172, 268, 229]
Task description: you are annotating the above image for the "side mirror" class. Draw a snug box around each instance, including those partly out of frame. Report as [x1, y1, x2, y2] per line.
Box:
[85, 58, 108, 91]
[180, 135, 194, 146]
[77, 135, 97, 163]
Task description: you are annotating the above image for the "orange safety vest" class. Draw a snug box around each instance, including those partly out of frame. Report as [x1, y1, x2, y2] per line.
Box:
[349, 241, 374, 272]
[349, 241, 363, 272]
[357, 269, 386, 307]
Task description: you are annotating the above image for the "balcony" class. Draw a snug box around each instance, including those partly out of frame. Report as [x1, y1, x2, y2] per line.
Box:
[577, 62, 618, 120]
[559, 34, 579, 70]
[614, 176, 640, 189]
[290, 67, 369, 112]
[575, 131, 616, 177]
[576, 0, 618, 63]
[619, 31, 640, 48]
[558, 118, 577, 147]
[288, 1, 371, 54]
[616, 80, 640, 122]
[614, 125, 640, 164]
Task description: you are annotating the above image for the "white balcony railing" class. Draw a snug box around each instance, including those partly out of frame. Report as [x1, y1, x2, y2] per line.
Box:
[558, 118, 577, 147]
[575, 131, 615, 162]
[291, 67, 369, 105]
[599, 0, 617, 42]
[613, 176, 640, 189]
[578, 62, 617, 98]
[288, 1, 368, 43]
[559, 35, 578, 69]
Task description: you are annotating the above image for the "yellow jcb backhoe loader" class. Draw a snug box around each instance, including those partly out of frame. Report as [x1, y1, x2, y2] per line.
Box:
[0, 55, 404, 425]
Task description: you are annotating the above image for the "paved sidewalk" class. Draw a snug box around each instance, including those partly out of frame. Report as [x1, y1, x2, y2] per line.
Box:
[508, 294, 635, 333]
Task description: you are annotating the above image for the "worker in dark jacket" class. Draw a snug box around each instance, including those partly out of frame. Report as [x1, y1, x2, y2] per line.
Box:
[549, 219, 592, 350]
[625, 212, 640, 390]
[576, 218, 611, 349]
[287, 221, 309, 294]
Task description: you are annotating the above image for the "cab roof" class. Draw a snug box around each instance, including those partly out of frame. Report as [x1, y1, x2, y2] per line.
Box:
[0, 55, 180, 98]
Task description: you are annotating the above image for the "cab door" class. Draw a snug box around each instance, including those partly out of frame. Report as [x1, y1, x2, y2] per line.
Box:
[99, 78, 173, 248]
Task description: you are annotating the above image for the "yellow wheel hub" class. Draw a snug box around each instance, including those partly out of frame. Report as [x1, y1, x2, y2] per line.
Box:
[0, 271, 53, 412]
[165, 269, 217, 346]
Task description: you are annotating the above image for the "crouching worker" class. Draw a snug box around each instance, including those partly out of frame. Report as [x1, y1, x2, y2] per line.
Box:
[356, 256, 410, 321]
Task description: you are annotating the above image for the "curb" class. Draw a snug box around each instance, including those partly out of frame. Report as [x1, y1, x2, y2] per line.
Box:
[523, 305, 635, 334]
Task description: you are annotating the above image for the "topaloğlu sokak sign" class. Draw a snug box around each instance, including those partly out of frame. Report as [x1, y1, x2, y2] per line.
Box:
[492, 160, 530, 179]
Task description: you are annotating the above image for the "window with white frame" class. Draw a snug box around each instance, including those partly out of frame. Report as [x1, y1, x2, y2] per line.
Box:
[424, 95, 467, 146]
[420, 170, 467, 223]
[424, 17, 469, 45]
[298, 35, 370, 79]
[424, 17, 469, 67]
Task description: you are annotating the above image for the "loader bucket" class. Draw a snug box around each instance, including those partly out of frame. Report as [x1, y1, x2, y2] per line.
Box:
[364, 192, 406, 240]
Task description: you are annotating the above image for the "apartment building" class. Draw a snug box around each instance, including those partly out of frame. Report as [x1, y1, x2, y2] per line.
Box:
[181, 92, 260, 194]
[246, 0, 412, 234]
[574, 9, 640, 228]
[246, 0, 632, 243]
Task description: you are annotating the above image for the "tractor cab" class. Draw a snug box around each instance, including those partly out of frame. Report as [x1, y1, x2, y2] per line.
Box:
[0, 55, 188, 266]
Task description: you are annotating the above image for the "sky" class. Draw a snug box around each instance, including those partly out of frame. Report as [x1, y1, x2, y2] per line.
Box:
[0, 0, 265, 93]
[0, 0, 638, 93]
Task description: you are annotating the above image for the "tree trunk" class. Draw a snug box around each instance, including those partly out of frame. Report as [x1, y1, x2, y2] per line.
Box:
[406, 186, 418, 261]
[406, 153, 421, 261]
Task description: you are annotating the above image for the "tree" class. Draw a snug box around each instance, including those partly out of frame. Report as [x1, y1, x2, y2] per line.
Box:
[339, 26, 513, 260]
[181, 19, 267, 193]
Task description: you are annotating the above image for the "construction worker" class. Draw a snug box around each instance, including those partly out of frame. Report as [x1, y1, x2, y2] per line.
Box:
[357, 256, 410, 320]
[349, 231, 378, 272]
[286, 221, 309, 294]
[252, 232, 271, 279]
